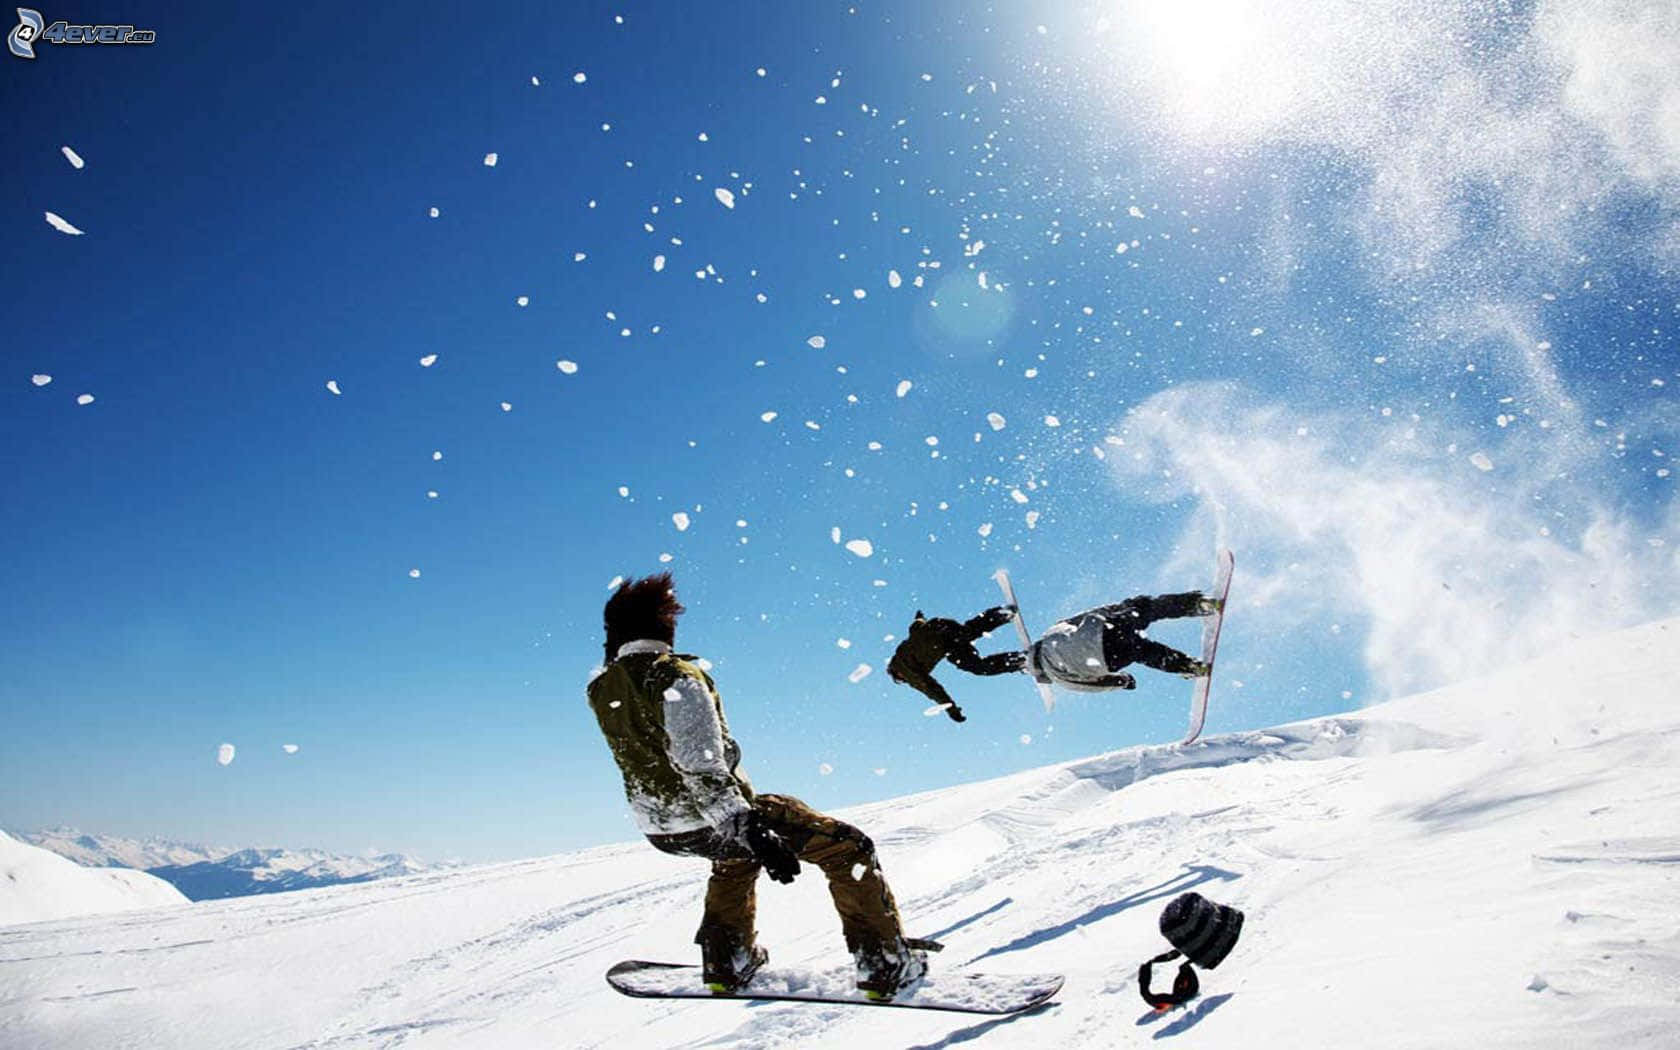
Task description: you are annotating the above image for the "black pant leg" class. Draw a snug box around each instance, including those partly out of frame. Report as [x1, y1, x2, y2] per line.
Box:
[1126, 636, 1201, 675]
[946, 646, 1027, 676]
[1102, 592, 1203, 629]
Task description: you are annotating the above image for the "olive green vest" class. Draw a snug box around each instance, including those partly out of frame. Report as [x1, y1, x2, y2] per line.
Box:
[588, 649, 753, 835]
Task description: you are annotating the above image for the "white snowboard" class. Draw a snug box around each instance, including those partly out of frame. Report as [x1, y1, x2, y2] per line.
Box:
[1183, 549, 1235, 745]
[993, 569, 1056, 712]
[607, 959, 1063, 1015]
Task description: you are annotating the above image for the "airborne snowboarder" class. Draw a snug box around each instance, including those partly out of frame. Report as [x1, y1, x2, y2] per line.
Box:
[888, 589, 1223, 719]
[587, 573, 930, 1000]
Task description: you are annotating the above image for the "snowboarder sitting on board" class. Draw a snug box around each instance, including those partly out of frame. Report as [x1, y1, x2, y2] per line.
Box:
[888, 591, 1221, 714]
[587, 574, 930, 1000]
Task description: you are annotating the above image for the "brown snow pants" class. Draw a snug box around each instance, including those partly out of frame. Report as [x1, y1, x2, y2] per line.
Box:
[694, 793, 905, 957]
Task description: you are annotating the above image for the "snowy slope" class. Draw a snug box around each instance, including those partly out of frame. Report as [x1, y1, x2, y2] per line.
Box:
[1, 618, 1676, 1049]
[0, 831, 188, 928]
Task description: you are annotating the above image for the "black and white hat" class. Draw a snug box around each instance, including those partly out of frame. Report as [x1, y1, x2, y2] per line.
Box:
[1158, 892, 1243, 970]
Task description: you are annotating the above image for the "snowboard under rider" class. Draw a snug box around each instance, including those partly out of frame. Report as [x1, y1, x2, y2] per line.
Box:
[587, 573, 930, 999]
[887, 591, 1222, 720]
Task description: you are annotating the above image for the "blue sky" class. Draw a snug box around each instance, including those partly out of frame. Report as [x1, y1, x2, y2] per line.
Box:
[3, 1, 1676, 863]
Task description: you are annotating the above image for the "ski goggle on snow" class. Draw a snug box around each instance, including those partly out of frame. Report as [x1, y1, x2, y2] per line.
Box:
[1137, 949, 1199, 1011]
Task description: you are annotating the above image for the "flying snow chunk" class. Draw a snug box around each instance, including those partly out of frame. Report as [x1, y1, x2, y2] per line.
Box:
[326, 380, 341, 395]
[1026, 510, 1041, 529]
[216, 743, 235, 766]
[44, 211, 83, 235]
[500, 402, 512, 412]
[1128, 205, 1145, 218]
[830, 526, 842, 544]
[756, 67, 767, 77]
[483, 152, 498, 167]
[1010, 489, 1028, 504]
[978, 522, 993, 537]
[896, 380, 912, 398]
[760, 410, 778, 422]
[428, 206, 440, 218]
[986, 412, 1006, 431]
[419, 354, 438, 367]
[807, 335, 826, 349]
[61, 146, 85, 169]
[516, 295, 529, 307]
[888, 269, 902, 288]
[653, 254, 666, 272]
[31, 374, 51, 387]
[76, 393, 95, 405]
[844, 538, 874, 558]
[556, 359, 578, 374]
[673, 512, 691, 531]
[282, 744, 299, 754]
[658, 552, 673, 563]
[431, 450, 443, 461]
[714, 187, 736, 209]
[1250, 327, 1264, 336]
[608, 574, 625, 590]
[409, 568, 421, 578]
[1019, 734, 1032, 745]
[1470, 452, 1495, 472]
[847, 663, 873, 683]
[531, 75, 540, 86]
[837, 638, 852, 649]
[852, 288, 867, 300]
[573, 71, 587, 83]
[1044, 415, 1061, 427]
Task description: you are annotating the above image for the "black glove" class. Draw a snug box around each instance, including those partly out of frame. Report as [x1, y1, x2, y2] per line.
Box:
[1115, 672, 1136, 690]
[946, 703, 967, 723]
[977, 605, 1016, 632]
[742, 811, 801, 884]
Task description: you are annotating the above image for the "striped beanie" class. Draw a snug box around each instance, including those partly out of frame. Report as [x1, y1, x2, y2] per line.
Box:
[1158, 892, 1243, 969]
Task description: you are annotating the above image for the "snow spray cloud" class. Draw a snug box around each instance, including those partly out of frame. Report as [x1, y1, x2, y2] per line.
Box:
[1108, 382, 1679, 697]
[1076, 0, 1680, 280]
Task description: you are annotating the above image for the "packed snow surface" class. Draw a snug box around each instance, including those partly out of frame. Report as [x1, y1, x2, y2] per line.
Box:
[1, 619, 1676, 1048]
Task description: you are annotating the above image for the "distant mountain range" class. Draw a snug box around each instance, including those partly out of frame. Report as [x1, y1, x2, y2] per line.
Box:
[15, 827, 458, 902]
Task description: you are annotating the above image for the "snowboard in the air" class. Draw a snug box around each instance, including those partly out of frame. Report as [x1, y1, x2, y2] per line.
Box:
[1183, 548, 1235, 745]
[606, 959, 1063, 1015]
[993, 569, 1056, 713]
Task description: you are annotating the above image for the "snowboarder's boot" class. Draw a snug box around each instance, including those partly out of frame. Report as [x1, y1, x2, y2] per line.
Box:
[1178, 659, 1212, 679]
[1194, 594, 1224, 617]
[855, 937, 929, 1001]
[700, 930, 768, 994]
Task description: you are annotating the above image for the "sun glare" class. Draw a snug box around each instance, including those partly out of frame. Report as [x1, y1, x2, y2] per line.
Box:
[1094, 0, 1305, 142]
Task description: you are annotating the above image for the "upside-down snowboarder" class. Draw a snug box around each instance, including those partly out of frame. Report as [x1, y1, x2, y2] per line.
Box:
[887, 590, 1223, 720]
[587, 573, 931, 1000]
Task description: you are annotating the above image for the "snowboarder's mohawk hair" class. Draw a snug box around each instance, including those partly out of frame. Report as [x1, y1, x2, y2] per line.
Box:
[603, 573, 686, 661]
